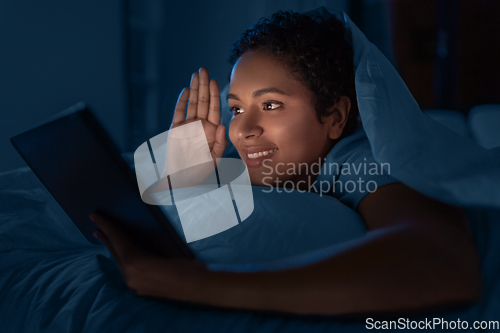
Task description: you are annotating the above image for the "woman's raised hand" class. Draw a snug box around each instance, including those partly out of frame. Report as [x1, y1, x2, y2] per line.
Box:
[171, 68, 227, 161]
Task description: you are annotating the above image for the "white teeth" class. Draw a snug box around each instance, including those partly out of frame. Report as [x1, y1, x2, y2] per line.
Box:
[247, 149, 278, 159]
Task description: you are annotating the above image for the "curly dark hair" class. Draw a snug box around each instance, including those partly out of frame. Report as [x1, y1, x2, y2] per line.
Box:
[228, 10, 359, 141]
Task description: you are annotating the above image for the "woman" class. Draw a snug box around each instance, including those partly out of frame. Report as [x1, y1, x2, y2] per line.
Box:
[90, 10, 481, 315]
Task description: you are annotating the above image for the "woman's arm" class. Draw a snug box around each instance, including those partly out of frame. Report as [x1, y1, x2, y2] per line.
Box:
[91, 183, 482, 315]
[198, 183, 482, 315]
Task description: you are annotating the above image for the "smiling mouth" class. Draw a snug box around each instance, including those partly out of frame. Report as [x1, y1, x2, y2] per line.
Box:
[244, 149, 278, 168]
[247, 148, 278, 159]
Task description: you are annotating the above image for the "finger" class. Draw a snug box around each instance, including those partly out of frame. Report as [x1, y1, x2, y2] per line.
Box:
[93, 228, 125, 270]
[197, 68, 210, 119]
[186, 72, 199, 120]
[207, 79, 221, 125]
[172, 88, 189, 126]
[211, 124, 227, 160]
[89, 213, 137, 262]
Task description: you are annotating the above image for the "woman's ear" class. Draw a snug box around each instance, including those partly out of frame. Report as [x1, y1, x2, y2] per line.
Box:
[325, 96, 351, 140]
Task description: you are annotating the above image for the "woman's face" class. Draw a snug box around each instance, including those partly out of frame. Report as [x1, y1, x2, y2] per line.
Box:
[228, 50, 337, 190]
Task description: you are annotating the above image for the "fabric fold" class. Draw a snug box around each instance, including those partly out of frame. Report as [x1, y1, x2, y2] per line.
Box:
[315, 7, 500, 208]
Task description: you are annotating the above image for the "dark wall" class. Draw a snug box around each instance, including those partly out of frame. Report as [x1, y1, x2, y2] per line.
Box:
[391, 0, 500, 110]
[0, 0, 126, 173]
[1, 0, 398, 173]
[125, 0, 353, 150]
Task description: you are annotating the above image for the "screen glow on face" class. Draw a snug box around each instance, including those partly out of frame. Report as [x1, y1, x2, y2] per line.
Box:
[228, 50, 335, 191]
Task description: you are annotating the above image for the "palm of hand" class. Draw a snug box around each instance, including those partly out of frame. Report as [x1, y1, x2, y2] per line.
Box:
[171, 68, 227, 160]
[172, 117, 218, 152]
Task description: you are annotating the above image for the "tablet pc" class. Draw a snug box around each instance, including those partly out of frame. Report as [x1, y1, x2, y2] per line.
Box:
[10, 102, 194, 259]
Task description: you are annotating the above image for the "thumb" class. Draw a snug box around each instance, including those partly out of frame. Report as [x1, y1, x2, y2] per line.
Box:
[211, 124, 227, 160]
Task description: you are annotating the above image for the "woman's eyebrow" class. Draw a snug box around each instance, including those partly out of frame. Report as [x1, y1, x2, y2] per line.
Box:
[227, 88, 290, 101]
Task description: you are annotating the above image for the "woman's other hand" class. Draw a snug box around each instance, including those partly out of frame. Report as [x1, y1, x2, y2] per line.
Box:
[89, 212, 210, 303]
[172, 68, 227, 162]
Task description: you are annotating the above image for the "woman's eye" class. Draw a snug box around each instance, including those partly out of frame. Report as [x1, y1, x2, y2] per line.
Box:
[231, 102, 281, 115]
[231, 107, 244, 116]
[263, 102, 282, 110]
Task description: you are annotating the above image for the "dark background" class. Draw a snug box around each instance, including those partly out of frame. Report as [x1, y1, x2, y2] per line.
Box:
[1, 0, 498, 173]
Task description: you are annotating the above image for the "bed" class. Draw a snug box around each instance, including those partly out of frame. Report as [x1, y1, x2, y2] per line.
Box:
[1, 147, 499, 332]
[2, 8, 500, 332]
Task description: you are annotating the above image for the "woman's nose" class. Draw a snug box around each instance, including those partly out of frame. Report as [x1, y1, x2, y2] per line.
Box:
[236, 110, 263, 140]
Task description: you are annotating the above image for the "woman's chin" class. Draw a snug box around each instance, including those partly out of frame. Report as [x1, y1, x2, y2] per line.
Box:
[248, 174, 274, 187]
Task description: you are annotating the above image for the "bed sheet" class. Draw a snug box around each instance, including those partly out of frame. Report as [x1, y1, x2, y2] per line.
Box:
[1, 159, 499, 332]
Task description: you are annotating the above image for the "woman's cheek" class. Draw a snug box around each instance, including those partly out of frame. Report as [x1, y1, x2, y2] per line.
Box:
[228, 123, 237, 147]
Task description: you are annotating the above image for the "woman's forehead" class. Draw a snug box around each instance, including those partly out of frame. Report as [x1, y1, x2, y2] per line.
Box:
[231, 51, 289, 77]
[229, 51, 308, 96]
